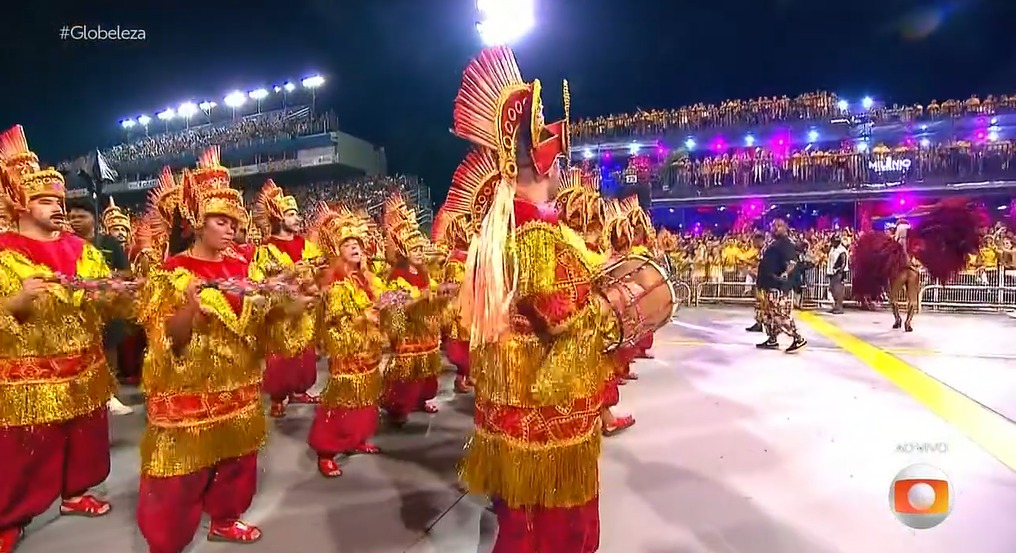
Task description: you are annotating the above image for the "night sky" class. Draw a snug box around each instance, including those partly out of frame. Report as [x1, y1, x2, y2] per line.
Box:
[2, 0, 1014, 203]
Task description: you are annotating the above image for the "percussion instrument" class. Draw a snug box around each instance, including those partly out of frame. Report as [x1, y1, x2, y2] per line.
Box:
[592, 254, 679, 352]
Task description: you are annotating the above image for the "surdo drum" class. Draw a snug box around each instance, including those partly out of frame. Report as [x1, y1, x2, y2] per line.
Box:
[592, 255, 679, 352]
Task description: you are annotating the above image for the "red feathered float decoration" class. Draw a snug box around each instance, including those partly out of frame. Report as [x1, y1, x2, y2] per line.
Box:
[850, 198, 985, 302]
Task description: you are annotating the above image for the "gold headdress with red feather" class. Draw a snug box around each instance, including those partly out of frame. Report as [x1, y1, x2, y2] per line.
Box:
[148, 166, 181, 229]
[383, 195, 427, 261]
[253, 179, 299, 235]
[620, 195, 655, 244]
[179, 146, 246, 229]
[603, 197, 632, 249]
[556, 167, 605, 234]
[307, 202, 369, 258]
[0, 125, 66, 216]
[101, 197, 131, 235]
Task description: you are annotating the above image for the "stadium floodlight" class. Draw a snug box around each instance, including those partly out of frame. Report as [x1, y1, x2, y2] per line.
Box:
[120, 119, 136, 129]
[249, 88, 269, 100]
[137, 114, 152, 126]
[199, 101, 217, 112]
[919, 138, 931, 148]
[224, 91, 246, 108]
[861, 96, 874, 110]
[284, 82, 296, 92]
[157, 108, 175, 121]
[684, 138, 696, 150]
[807, 130, 819, 142]
[856, 140, 868, 153]
[991, 117, 998, 125]
[273, 86, 282, 93]
[476, 0, 534, 46]
[988, 130, 1000, 142]
[744, 134, 755, 146]
[178, 102, 198, 119]
[837, 100, 848, 111]
[582, 148, 593, 159]
[629, 143, 640, 155]
[302, 75, 325, 89]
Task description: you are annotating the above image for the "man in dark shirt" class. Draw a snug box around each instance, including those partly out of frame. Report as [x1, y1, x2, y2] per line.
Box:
[66, 197, 134, 414]
[745, 232, 769, 333]
[756, 219, 807, 353]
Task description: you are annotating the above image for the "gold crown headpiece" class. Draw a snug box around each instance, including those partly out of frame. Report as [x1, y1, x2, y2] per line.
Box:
[102, 197, 131, 234]
[244, 209, 262, 243]
[432, 205, 474, 252]
[180, 146, 247, 229]
[253, 178, 299, 234]
[307, 202, 370, 258]
[383, 195, 427, 261]
[0, 125, 66, 215]
[620, 195, 655, 243]
[604, 197, 634, 249]
[556, 167, 605, 233]
[148, 166, 181, 229]
[656, 228, 678, 252]
[130, 211, 155, 254]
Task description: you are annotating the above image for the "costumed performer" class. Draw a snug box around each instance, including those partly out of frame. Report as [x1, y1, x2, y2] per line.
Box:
[379, 195, 447, 425]
[306, 203, 385, 477]
[603, 198, 646, 387]
[134, 147, 317, 552]
[556, 168, 635, 437]
[232, 209, 261, 262]
[0, 125, 128, 552]
[620, 195, 657, 361]
[433, 200, 476, 394]
[251, 179, 325, 417]
[102, 199, 147, 389]
[755, 219, 807, 353]
[452, 47, 615, 552]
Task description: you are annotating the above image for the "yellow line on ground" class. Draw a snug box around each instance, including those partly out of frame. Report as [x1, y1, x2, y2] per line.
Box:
[798, 311, 1016, 472]
[658, 338, 943, 357]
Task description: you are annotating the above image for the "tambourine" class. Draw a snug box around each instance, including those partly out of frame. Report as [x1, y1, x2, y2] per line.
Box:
[43, 275, 142, 293]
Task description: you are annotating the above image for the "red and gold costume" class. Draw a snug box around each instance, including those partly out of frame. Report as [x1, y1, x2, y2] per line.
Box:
[305, 204, 385, 476]
[233, 209, 261, 262]
[620, 196, 657, 360]
[379, 196, 445, 424]
[450, 47, 612, 552]
[99, 198, 148, 385]
[251, 179, 324, 415]
[0, 125, 122, 551]
[134, 148, 315, 553]
[432, 202, 475, 393]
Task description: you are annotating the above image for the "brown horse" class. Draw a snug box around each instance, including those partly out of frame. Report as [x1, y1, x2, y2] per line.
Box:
[887, 262, 921, 332]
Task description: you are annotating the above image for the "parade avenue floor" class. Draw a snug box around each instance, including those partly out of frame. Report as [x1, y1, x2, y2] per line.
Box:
[16, 307, 1016, 553]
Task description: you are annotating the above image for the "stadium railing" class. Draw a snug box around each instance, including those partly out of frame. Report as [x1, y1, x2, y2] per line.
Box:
[689, 265, 1016, 313]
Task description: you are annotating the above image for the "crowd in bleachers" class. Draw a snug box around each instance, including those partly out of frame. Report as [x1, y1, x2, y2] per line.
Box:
[572, 92, 1016, 141]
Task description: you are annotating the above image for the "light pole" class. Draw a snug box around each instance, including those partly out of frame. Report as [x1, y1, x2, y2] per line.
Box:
[199, 101, 216, 124]
[302, 75, 324, 114]
[157, 108, 175, 132]
[224, 91, 246, 119]
[249, 88, 269, 114]
[137, 114, 151, 136]
[178, 102, 198, 129]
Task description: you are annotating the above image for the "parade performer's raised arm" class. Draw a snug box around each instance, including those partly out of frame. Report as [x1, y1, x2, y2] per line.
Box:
[379, 195, 448, 425]
[0, 125, 125, 552]
[433, 199, 475, 393]
[305, 203, 386, 477]
[134, 147, 317, 553]
[251, 179, 324, 417]
[450, 47, 615, 552]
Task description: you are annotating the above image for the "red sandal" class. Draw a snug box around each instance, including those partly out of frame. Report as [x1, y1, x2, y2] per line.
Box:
[60, 495, 111, 517]
[0, 527, 23, 553]
[289, 393, 319, 404]
[351, 443, 380, 455]
[603, 415, 636, 436]
[208, 520, 262, 544]
[317, 458, 343, 478]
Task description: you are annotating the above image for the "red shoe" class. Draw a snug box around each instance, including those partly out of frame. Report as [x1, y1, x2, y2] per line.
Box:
[60, 495, 111, 517]
[270, 401, 286, 418]
[289, 393, 319, 404]
[351, 442, 380, 455]
[317, 457, 342, 478]
[603, 415, 635, 436]
[0, 527, 23, 553]
[420, 402, 438, 414]
[208, 520, 262, 544]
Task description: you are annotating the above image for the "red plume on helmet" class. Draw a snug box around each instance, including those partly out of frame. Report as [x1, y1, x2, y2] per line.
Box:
[912, 197, 986, 283]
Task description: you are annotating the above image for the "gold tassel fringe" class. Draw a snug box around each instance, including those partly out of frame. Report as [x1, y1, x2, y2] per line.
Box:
[141, 402, 266, 477]
[0, 354, 116, 427]
[319, 363, 382, 408]
[384, 349, 442, 382]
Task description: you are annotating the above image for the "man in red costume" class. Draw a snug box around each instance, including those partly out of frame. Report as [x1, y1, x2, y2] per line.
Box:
[433, 205, 474, 394]
[0, 125, 124, 552]
[451, 47, 614, 552]
[251, 179, 324, 417]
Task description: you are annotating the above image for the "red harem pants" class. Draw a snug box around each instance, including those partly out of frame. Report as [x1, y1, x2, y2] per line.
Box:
[602, 377, 620, 408]
[137, 453, 257, 553]
[491, 496, 600, 553]
[263, 346, 318, 402]
[612, 346, 637, 379]
[445, 338, 470, 378]
[117, 331, 145, 382]
[307, 405, 379, 456]
[381, 376, 438, 420]
[0, 407, 110, 532]
[636, 333, 654, 356]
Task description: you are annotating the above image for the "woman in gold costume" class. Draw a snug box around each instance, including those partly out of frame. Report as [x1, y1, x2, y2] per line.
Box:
[432, 202, 475, 394]
[379, 196, 447, 425]
[134, 147, 317, 553]
[306, 203, 386, 477]
[451, 47, 614, 551]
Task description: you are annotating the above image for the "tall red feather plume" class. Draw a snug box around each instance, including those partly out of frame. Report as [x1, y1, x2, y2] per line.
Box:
[849, 232, 907, 301]
[913, 197, 987, 283]
[452, 46, 526, 150]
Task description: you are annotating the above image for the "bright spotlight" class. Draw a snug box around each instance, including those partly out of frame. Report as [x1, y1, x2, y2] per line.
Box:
[178, 102, 198, 118]
[156, 108, 175, 121]
[919, 138, 931, 148]
[476, 0, 535, 46]
[249, 88, 269, 100]
[988, 130, 1000, 141]
[862, 96, 874, 110]
[856, 141, 868, 153]
[629, 143, 640, 155]
[120, 119, 135, 129]
[684, 138, 696, 150]
[199, 101, 217, 112]
[990, 117, 998, 125]
[284, 82, 296, 92]
[273, 86, 282, 93]
[807, 130, 819, 142]
[837, 100, 848, 111]
[582, 148, 593, 159]
[302, 75, 325, 89]
[744, 134, 755, 146]
[137, 114, 152, 126]
[224, 91, 246, 108]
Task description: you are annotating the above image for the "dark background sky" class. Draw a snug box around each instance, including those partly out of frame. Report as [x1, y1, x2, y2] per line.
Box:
[2, 0, 1014, 203]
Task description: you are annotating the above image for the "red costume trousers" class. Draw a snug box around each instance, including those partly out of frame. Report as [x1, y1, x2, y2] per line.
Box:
[307, 405, 379, 456]
[0, 407, 110, 531]
[602, 377, 620, 408]
[636, 334, 654, 356]
[263, 347, 318, 402]
[491, 497, 600, 553]
[117, 332, 145, 381]
[381, 376, 438, 420]
[612, 346, 637, 378]
[445, 338, 470, 378]
[137, 453, 257, 553]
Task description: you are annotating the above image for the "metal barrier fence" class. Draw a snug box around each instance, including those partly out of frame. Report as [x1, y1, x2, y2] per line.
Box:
[688, 266, 1016, 313]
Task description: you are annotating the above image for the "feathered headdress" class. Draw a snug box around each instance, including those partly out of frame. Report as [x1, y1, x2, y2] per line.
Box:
[130, 211, 155, 256]
[244, 209, 262, 244]
[307, 202, 370, 259]
[656, 228, 678, 252]
[253, 179, 299, 235]
[148, 166, 181, 230]
[556, 167, 605, 234]
[101, 197, 131, 235]
[620, 195, 654, 244]
[603, 198, 633, 250]
[383, 195, 427, 262]
[179, 146, 247, 229]
[0, 125, 66, 216]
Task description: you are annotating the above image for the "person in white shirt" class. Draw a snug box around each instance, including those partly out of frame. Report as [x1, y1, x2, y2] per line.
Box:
[826, 234, 849, 314]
